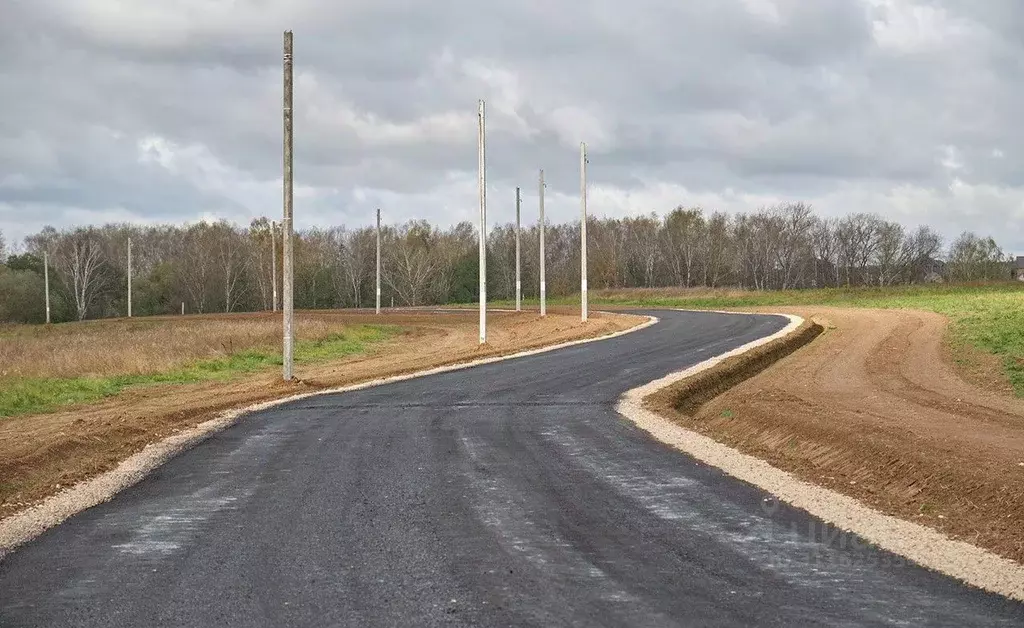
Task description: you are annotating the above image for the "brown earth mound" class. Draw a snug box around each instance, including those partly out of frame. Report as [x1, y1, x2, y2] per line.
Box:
[649, 307, 1024, 563]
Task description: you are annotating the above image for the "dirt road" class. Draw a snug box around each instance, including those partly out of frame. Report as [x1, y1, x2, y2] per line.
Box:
[0, 308, 641, 521]
[654, 306, 1024, 563]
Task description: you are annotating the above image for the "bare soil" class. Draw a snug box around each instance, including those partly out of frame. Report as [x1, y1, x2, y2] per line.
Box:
[649, 306, 1024, 563]
[0, 308, 642, 520]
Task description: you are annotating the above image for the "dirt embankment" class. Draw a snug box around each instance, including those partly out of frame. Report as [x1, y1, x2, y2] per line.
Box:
[649, 307, 1024, 564]
[0, 308, 643, 521]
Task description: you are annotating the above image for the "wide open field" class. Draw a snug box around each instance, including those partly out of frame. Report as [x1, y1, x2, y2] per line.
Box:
[0, 308, 643, 520]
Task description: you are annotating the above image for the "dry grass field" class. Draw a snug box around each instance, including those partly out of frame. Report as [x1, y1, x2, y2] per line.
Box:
[0, 313, 382, 379]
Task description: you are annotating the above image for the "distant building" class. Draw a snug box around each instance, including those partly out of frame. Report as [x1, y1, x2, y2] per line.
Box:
[1014, 256, 1024, 281]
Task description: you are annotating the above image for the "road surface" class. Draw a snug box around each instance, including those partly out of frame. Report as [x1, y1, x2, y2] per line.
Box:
[1, 310, 1021, 627]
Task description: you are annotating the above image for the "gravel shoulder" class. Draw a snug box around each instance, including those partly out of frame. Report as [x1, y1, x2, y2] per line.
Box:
[0, 308, 642, 522]
[649, 306, 1024, 563]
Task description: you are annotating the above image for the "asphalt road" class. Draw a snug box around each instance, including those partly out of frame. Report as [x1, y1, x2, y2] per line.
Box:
[1, 310, 1022, 627]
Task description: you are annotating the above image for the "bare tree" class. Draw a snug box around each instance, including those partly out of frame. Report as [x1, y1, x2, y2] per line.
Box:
[384, 220, 438, 306]
[431, 221, 475, 303]
[811, 218, 837, 288]
[249, 218, 274, 310]
[947, 232, 1008, 281]
[702, 212, 731, 288]
[660, 207, 704, 287]
[336, 226, 374, 308]
[874, 221, 911, 286]
[210, 221, 250, 312]
[179, 222, 217, 313]
[907, 226, 943, 282]
[53, 228, 108, 320]
[773, 202, 815, 289]
[625, 213, 660, 288]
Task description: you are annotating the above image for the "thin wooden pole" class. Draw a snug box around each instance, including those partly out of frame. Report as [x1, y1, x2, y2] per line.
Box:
[282, 30, 295, 380]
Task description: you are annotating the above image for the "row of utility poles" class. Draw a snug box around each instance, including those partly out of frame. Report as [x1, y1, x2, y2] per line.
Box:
[277, 32, 591, 380]
[37, 32, 590, 386]
[473, 100, 588, 344]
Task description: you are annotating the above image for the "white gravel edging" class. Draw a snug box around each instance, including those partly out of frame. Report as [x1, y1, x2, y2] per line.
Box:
[0, 312, 658, 558]
[617, 310, 1024, 602]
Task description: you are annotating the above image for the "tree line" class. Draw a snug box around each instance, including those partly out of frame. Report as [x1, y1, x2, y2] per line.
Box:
[0, 202, 1015, 324]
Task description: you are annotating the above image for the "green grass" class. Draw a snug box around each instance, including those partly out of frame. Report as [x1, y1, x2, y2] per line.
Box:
[500, 282, 1024, 395]
[0, 324, 400, 418]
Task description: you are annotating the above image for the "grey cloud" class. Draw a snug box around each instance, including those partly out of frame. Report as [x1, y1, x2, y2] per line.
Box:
[3, 0, 1024, 251]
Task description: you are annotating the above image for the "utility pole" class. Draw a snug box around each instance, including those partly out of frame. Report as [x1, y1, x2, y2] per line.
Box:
[282, 30, 295, 380]
[539, 169, 546, 317]
[44, 251, 51, 324]
[478, 99, 487, 344]
[376, 208, 381, 315]
[580, 142, 588, 323]
[271, 220, 278, 312]
[515, 186, 521, 312]
[127, 237, 132, 318]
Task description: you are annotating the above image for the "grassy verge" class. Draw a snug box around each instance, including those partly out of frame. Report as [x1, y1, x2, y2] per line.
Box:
[502, 283, 1024, 395]
[0, 324, 399, 417]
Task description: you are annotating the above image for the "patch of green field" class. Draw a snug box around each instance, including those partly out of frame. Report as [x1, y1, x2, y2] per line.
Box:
[0, 324, 399, 418]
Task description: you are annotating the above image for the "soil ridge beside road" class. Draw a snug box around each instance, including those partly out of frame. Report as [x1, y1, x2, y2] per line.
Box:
[650, 306, 1024, 565]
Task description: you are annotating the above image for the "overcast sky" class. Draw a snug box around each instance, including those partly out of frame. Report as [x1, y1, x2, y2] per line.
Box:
[2, 0, 1024, 252]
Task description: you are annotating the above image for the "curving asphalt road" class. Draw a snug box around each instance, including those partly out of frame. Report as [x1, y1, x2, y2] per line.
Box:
[1, 310, 1022, 627]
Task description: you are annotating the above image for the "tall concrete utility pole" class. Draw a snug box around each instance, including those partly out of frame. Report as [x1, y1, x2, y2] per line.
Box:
[282, 30, 295, 380]
[44, 251, 51, 324]
[127, 237, 133, 318]
[515, 186, 521, 312]
[580, 142, 588, 323]
[478, 99, 487, 344]
[376, 208, 381, 315]
[539, 169, 546, 317]
[271, 221, 278, 312]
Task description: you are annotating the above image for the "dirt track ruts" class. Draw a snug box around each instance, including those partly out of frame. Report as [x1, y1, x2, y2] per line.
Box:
[654, 306, 1024, 563]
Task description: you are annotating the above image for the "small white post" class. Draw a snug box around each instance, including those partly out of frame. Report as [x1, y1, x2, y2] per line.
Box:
[515, 186, 521, 312]
[127, 237, 132, 318]
[44, 251, 51, 324]
[580, 142, 588, 323]
[376, 208, 382, 315]
[478, 99, 487, 344]
[271, 220, 278, 312]
[181, 301, 185, 316]
[539, 169, 546, 317]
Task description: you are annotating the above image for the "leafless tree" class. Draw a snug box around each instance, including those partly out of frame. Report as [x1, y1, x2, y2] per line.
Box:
[180, 222, 216, 313]
[384, 220, 438, 306]
[625, 213, 660, 288]
[249, 218, 275, 310]
[773, 202, 815, 289]
[659, 207, 703, 288]
[336, 226, 374, 308]
[874, 221, 911, 286]
[811, 217, 837, 288]
[53, 227, 108, 320]
[702, 211, 731, 288]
